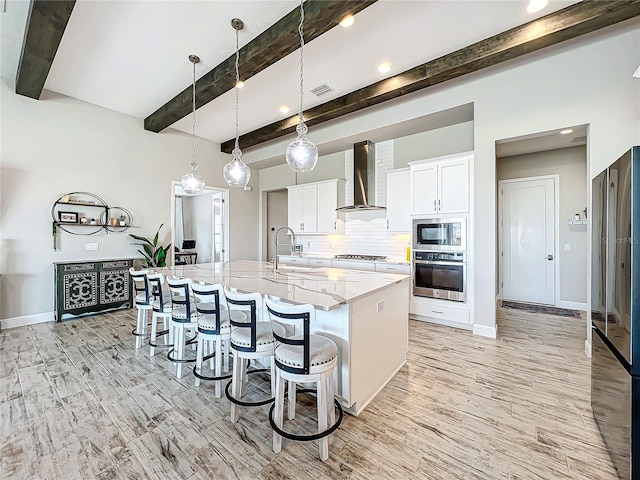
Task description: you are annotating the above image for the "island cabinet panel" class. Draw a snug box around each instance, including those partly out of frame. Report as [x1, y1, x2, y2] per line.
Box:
[54, 259, 133, 321]
[347, 278, 410, 414]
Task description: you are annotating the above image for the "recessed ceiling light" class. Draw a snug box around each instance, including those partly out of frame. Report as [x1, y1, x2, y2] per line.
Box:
[560, 129, 573, 135]
[279, 105, 290, 114]
[527, 0, 548, 13]
[339, 15, 355, 28]
[378, 62, 391, 74]
[235, 80, 244, 89]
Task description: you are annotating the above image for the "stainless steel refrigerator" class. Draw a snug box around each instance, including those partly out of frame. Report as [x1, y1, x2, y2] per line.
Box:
[591, 146, 640, 480]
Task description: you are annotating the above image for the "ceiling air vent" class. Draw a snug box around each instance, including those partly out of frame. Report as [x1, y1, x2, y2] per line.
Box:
[310, 83, 334, 97]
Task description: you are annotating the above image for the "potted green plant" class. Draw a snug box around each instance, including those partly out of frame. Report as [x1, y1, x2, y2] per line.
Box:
[129, 223, 172, 267]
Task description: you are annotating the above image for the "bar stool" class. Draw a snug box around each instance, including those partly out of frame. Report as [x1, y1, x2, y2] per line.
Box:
[224, 288, 285, 423]
[166, 276, 198, 379]
[264, 297, 343, 462]
[129, 268, 151, 349]
[147, 273, 173, 356]
[191, 282, 245, 397]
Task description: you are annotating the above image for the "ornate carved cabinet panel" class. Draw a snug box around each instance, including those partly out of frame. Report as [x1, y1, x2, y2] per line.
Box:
[54, 259, 133, 321]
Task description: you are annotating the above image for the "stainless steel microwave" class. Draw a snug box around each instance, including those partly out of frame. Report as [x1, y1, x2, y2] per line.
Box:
[412, 218, 466, 251]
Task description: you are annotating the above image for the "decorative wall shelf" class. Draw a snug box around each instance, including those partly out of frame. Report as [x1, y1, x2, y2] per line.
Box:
[51, 192, 133, 250]
[568, 219, 588, 225]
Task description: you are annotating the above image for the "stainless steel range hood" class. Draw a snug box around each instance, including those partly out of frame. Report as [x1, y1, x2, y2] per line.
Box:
[336, 140, 386, 211]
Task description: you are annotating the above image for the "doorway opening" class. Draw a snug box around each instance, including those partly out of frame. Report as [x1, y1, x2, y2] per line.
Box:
[170, 182, 229, 267]
[495, 126, 588, 320]
[264, 189, 288, 262]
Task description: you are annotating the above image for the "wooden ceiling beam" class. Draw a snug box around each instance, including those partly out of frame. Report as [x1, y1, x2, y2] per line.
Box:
[144, 0, 377, 133]
[15, 0, 76, 99]
[221, 0, 640, 154]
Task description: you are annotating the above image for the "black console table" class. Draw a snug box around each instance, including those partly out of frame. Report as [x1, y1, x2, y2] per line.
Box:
[54, 258, 134, 322]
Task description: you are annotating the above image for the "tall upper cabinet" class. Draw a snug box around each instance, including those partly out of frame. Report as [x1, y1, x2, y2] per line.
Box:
[409, 152, 471, 215]
[386, 168, 411, 232]
[287, 179, 345, 234]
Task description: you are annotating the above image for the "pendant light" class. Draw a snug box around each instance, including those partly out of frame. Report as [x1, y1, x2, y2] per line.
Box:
[223, 18, 251, 188]
[285, 0, 318, 173]
[181, 55, 206, 194]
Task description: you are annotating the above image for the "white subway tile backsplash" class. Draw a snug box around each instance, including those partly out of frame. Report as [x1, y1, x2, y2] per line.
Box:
[299, 141, 407, 260]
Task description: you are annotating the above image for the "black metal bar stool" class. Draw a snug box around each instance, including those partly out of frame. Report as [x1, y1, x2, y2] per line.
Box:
[264, 297, 343, 462]
[224, 288, 285, 423]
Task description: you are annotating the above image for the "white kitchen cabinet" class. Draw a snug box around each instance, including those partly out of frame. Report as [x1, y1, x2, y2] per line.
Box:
[287, 184, 317, 233]
[278, 255, 309, 267]
[410, 152, 471, 215]
[386, 168, 411, 232]
[316, 179, 345, 234]
[287, 179, 344, 234]
[308, 258, 332, 268]
[375, 263, 411, 274]
[331, 260, 376, 272]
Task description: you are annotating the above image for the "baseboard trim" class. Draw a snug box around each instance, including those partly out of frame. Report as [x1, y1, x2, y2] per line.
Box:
[1, 312, 54, 330]
[585, 339, 592, 358]
[473, 323, 498, 339]
[409, 314, 472, 331]
[558, 301, 587, 311]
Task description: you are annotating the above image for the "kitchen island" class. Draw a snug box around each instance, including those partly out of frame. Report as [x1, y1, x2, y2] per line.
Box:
[159, 260, 410, 415]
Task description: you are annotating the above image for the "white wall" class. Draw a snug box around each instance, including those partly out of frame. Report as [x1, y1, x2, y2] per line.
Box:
[0, 80, 260, 320]
[243, 23, 640, 338]
[497, 146, 588, 306]
[394, 121, 474, 168]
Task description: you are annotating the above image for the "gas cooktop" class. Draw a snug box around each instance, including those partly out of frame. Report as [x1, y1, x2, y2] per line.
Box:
[334, 254, 387, 261]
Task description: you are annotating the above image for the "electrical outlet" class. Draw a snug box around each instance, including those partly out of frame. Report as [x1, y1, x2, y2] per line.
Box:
[376, 300, 384, 312]
[85, 243, 99, 251]
[307, 241, 312, 248]
[563, 243, 571, 251]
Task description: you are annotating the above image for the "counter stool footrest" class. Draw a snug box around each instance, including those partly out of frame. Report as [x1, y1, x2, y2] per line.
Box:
[225, 369, 275, 407]
[167, 347, 197, 363]
[268, 388, 343, 441]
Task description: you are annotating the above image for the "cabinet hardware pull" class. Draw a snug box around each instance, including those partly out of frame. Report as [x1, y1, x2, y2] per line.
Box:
[438, 199, 441, 210]
[433, 199, 436, 209]
[432, 310, 444, 314]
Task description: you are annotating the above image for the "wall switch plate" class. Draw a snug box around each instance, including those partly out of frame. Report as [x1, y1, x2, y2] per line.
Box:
[85, 243, 99, 251]
[563, 243, 571, 251]
[376, 300, 384, 312]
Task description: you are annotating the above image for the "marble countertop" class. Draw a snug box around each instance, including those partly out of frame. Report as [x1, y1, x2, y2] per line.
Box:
[158, 260, 409, 311]
[279, 254, 410, 266]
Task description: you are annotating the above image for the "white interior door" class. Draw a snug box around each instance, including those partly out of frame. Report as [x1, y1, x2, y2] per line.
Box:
[501, 177, 556, 305]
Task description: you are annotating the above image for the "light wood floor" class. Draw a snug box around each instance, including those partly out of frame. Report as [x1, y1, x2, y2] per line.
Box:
[1, 307, 617, 479]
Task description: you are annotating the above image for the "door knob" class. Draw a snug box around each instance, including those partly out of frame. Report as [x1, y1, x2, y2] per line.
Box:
[546, 254, 554, 260]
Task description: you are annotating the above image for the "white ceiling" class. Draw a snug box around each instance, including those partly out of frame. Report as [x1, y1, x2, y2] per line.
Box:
[495, 124, 588, 158]
[2, 0, 580, 151]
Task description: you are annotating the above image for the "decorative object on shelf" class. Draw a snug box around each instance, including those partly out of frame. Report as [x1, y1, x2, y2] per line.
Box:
[223, 18, 251, 188]
[583, 207, 587, 219]
[129, 223, 172, 267]
[51, 192, 133, 250]
[285, 0, 318, 173]
[180, 54, 206, 195]
[58, 211, 78, 224]
[574, 213, 581, 220]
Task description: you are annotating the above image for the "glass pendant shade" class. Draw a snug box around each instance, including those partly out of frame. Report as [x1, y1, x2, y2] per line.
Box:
[223, 147, 251, 187]
[181, 54, 205, 195]
[181, 170, 205, 194]
[286, 122, 318, 173]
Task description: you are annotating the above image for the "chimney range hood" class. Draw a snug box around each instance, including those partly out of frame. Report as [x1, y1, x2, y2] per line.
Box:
[336, 140, 386, 211]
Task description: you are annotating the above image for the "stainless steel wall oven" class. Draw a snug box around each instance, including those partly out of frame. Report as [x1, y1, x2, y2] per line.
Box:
[413, 251, 466, 302]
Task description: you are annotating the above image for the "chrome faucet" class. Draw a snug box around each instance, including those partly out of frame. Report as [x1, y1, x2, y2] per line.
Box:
[273, 226, 297, 273]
